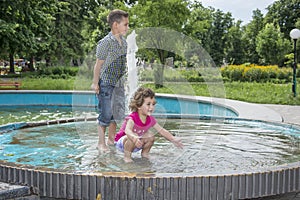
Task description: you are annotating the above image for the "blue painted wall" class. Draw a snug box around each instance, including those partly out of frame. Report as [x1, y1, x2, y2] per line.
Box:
[0, 91, 237, 117]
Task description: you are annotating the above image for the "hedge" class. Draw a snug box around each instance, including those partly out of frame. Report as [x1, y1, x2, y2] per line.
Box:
[221, 64, 295, 83]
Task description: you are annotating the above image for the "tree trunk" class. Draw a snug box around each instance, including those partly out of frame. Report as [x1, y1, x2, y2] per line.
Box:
[9, 53, 15, 74]
[29, 56, 34, 71]
[154, 60, 164, 88]
[46, 56, 51, 67]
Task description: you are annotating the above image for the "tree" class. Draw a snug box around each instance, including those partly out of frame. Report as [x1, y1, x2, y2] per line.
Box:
[131, 0, 190, 87]
[265, 0, 300, 39]
[242, 9, 264, 64]
[256, 23, 290, 66]
[224, 20, 245, 64]
[208, 9, 234, 66]
[184, 2, 213, 51]
[0, 0, 53, 72]
[77, 0, 117, 52]
[45, 0, 86, 66]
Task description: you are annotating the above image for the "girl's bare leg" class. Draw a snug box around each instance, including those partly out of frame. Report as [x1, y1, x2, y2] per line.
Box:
[141, 132, 155, 159]
[123, 136, 135, 162]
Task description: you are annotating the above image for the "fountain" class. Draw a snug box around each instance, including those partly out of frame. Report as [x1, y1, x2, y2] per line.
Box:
[126, 30, 139, 98]
[0, 28, 299, 199]
[0, 92, 299, 199]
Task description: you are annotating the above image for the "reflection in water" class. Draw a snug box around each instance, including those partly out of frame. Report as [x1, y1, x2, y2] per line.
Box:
[0, 106, 97, 125]
[0, 119, 299, 175]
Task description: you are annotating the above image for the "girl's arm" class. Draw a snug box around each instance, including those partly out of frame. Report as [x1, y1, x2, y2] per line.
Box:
[153, 123, 183, 149]
[125, 119, 143, 148]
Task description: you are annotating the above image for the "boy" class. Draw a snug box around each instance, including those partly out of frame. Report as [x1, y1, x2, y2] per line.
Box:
[91, 9, 129, 151]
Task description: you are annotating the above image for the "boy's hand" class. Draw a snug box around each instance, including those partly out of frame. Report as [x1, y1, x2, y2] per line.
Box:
[91, 83, 100, 94]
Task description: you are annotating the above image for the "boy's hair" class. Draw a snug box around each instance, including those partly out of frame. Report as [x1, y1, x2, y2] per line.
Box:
[107, 9, 128, 28]
[129, 87, 155, 112]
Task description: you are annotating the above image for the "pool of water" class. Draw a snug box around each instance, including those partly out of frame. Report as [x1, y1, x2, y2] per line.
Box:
[0, 106, 97, 125]
[0, 119, 299, 175]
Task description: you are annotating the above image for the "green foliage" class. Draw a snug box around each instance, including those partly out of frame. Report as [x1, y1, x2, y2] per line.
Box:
[264, 0, 300, 39]
[256, 23, 290, 66]
[20, 77, 75, 90]
[190, 7, 236, 66]
[6, 74, 300, 104]
[141, 81, 300, 105]
[153, 62, 164, 88]
[131, 0, 191, 89]
[36, 66, 79, 78]
[0, 0, 55, 72]
[223, 82, 300, 105]
[131, 0, 189, 30]
[244, 67, 268, 82]
[221, 64, 293, 82]
[242, 9, 264, 64]
[284, 53, 294, 66]
[1, 0, 300, 72]
[221, 65, 244, 81]
[224, 21, 245, 64]
[140, 67, 205, 83]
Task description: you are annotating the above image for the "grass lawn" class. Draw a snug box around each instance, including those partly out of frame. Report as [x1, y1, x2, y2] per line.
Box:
[142, 82, 300, 105]
[4, 77, 300, 105]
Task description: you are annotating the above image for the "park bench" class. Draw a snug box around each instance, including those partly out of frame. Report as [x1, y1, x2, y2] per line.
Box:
[0, 81, 21, 90]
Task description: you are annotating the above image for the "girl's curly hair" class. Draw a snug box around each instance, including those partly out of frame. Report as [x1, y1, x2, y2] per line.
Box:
[129, 87, 155, 112]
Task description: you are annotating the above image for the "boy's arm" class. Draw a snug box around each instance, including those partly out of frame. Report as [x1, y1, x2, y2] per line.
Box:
[91, 59, 104, 94]
[153, 123, 183, 149]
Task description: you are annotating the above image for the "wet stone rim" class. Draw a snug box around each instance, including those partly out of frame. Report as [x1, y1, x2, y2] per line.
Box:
[0, 160, 299, 199]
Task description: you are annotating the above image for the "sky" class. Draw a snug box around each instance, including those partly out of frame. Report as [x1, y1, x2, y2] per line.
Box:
[200, 0, 276, 24]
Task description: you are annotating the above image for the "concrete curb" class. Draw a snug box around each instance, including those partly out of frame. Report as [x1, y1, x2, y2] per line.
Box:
[0, 183, 36, 200]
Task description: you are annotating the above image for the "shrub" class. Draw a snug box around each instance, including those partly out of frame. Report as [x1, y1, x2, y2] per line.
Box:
[34, 66, 79, 79]
[221, 65, 245, 81]
[52, 67, 63, 75]
[244, 67, 269, 82]
[297, 64, 300, 78]
[230, 67, 244, 81]
[221, 64, 292, 83]
[278, 68, 291, 80]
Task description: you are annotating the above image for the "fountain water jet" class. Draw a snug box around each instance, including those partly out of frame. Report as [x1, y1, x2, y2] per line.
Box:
[126, 30, 139, 99]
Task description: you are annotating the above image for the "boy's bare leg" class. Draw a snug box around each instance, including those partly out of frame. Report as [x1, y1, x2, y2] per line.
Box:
[97, 125, 108, 151]
[107, 122, 116, 146]
[123, 137, 135, 162]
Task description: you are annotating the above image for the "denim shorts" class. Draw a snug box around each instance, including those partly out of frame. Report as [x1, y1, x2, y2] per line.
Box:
[115, 136, 142, 153]
[97, 82, 125, 127]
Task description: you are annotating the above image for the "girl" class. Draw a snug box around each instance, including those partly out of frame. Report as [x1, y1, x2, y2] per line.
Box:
[115, 87, 183, 162]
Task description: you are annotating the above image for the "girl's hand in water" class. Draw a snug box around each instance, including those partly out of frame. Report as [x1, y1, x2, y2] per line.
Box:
[171, 137, 183, 149]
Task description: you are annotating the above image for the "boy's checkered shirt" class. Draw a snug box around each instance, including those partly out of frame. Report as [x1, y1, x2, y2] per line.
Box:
[96, 32, 127, 86]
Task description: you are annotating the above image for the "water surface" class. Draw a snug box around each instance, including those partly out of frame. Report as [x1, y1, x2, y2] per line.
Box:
[0, 119, 299, 175]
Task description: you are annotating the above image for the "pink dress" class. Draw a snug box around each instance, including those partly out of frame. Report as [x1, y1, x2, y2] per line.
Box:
[115, 112, 157, 142]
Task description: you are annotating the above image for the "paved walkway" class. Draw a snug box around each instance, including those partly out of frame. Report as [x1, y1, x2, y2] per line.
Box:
[0, 104, 300, 199]
[264, 104, 300, 125]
